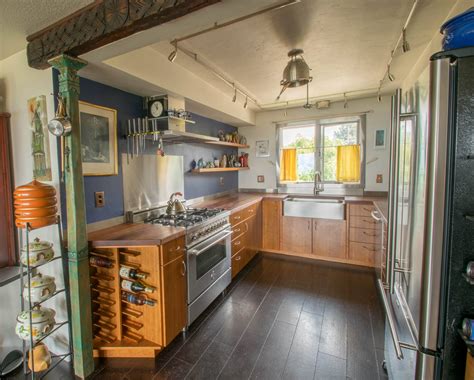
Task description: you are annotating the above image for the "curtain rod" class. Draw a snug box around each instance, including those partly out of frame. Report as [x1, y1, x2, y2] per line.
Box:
[271, 110, 373, 125]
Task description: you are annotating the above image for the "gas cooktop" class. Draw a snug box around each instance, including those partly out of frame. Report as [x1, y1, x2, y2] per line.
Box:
[144, 208, 226, 228]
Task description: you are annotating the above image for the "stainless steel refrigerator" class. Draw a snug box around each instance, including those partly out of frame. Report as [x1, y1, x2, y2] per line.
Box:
[379, 47, 474, 379]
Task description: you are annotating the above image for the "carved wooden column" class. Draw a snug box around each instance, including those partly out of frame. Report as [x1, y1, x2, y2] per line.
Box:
[48, 54, 94, 379]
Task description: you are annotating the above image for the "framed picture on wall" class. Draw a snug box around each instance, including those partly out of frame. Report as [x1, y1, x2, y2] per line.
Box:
[374, 129, 386, 150]
[79, 101, 118, 176]
[256, 140, 270, 157]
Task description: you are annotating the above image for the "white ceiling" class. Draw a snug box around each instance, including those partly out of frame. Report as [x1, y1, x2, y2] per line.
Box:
[0, 0, 94, 60]
[150, 0, 457, 107]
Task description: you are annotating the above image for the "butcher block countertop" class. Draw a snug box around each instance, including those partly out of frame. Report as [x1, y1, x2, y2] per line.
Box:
[88, 191, 387, 247]
[88, 223, 185, 247]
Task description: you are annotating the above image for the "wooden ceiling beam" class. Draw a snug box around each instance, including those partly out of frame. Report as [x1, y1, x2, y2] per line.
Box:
[26, 0, 221, 70]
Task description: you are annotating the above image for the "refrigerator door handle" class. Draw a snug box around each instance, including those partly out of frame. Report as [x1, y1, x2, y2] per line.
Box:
[377, 279, 404, 359]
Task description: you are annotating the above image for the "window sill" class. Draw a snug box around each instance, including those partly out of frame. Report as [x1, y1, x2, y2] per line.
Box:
[0, 265, 25, 288]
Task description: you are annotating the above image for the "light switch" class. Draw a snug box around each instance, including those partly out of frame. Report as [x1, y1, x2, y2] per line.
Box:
[95, 191, 105, 207]
[376, 174, 383, 184]
[257, 175, 265, 183]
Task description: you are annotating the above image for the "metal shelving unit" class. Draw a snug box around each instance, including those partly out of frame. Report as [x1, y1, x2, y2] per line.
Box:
[18, 216, 73, 379]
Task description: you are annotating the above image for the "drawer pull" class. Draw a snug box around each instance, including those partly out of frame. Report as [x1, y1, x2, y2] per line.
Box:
[235, 256, 241, 261]
[363, 245, 378, 252]
[180, 261, 186, 276]
[363, 231, 377, 236]
[363, 207, 373, 212]
[234, 215, 241, 220]
[362, 219, 376, 224]
[248, 209, 254, 213]
[234, 228, 241, 233]
[234, 241, 241, 246]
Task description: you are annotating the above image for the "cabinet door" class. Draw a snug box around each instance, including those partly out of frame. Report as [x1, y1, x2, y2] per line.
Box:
[280, 216, 312, 254]
[262, 199, 281, 250]
[313, 219, 347, 259]
[161, 256, 187, 345]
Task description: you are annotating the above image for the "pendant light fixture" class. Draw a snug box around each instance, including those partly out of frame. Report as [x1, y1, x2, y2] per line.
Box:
[402, 29, 410, 53]
[277, 49, 312, 100]
[232, 86, 237, 102]
[168, 40, 178, 62]
[387, 65, 395, 82]
[244, 96, 248, 109]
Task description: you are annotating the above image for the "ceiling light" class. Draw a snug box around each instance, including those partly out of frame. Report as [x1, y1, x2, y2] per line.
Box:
[402, 29, 410, 53]
[278, 49, 312, 100]
[232, 87, 237, 102]
[244, 96, 248, 109]
[168, 41, 178, 62]
[343, 93, 348, 109]
[387, 66, 395, 82]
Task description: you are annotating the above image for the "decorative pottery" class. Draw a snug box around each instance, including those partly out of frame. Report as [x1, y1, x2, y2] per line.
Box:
[239, 135, 247, 145]
[225, 133, 233, 142]
[190, 159, 197, 170]
[16, 306, 56, 341]
[21, 238, 54, 268]
[220, 154, 228, 168]
[14, 180, 57, 229]
[23, 273, 56, 304]
[197, 158, 205, 169]
[217, 130, 225, 141]
[28, 343, 51, 372]
[441, 7, 474, 50]
[214, 158, 220, 167]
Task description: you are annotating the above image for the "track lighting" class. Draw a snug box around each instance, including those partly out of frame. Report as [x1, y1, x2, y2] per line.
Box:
[387, 66, 395, 82]
[232, 87, 237, 102]
[244, 96, 248, 109]
[168, 41, 178, 62]
[402, 29, 410, 53]
[343, 93, 348, 109]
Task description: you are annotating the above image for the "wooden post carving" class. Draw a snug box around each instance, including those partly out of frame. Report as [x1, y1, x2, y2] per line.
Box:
[48, 54, 94, 379]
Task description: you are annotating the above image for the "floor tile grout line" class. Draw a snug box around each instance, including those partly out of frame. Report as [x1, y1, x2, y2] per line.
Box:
[216, 265, 282, 379]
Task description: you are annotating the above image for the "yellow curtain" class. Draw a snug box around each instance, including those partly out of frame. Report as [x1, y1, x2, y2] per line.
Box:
[280, 148, 297, 182]
[336, 145, 361, 182]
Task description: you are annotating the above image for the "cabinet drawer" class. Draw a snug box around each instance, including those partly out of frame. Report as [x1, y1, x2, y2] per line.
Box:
[161, 237, 185, 266]
[232, 223, 247, 240]
[350, 215, 378, 229]
[349, 227, 380, 244]
[230, 209, 245, 225]
[232, 236, 245, 254]
[349, 242, 379, 266]
[231, 250, 244, 278]
[349, 203, 376, 217]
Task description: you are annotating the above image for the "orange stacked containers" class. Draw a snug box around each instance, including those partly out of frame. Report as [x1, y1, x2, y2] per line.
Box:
[14, 180, 58, 230]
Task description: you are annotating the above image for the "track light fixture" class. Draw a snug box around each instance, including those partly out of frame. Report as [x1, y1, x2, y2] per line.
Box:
[343, 93, 348, 109]
[168, 40, 178, 62]
[402, 29, 410, 53]
[232, 86, 237, 102]
[387, 66, 395, 82]
[244, 96, 248, 109]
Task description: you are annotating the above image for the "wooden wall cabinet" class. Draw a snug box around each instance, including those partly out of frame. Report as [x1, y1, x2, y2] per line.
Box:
[262, 199, 281, 250]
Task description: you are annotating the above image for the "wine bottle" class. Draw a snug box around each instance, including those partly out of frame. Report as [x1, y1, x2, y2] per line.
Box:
[119, 266, 147, 280]
[121, 291, 156, 306]
[121, 279, 154, 293]
[89, 256, 113, 268]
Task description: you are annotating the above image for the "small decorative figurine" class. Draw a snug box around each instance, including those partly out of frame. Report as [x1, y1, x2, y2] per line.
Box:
[197, 158, 205, 169]
[220, 154, 228, 168]
[239, 135, 247, 145]
[217, 130, 225, 141]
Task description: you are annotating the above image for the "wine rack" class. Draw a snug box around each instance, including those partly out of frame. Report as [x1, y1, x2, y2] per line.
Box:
[88, 245, 164, 358]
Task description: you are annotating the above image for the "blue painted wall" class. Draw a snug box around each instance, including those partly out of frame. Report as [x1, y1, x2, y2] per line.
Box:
[53, 72, 238, 223]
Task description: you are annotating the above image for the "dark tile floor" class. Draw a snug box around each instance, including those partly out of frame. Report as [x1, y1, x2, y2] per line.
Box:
[90, 253, 388, 380]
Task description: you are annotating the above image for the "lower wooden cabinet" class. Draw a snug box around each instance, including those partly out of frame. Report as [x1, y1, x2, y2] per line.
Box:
[348, 241, 378, 266]
[262, 199, 281, 250]
[160, 253, 187, 346]
[280, 216, 312, 254]
[312, 219, 347, 260]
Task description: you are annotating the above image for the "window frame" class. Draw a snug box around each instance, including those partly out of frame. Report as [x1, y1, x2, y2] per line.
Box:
[276, 115, 366, 190]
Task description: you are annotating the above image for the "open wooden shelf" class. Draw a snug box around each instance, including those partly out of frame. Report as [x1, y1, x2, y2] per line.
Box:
[205, 141, 250, 149]
[191, 167, 250, 173]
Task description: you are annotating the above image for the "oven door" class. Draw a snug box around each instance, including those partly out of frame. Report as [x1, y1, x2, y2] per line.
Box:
[187, 227, 232, 303]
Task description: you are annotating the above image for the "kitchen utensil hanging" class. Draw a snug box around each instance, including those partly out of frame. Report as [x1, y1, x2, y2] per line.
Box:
[125, 117, 165, 162]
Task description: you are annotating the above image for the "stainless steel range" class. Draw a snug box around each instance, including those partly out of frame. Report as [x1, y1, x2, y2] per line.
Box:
[142, 206, 232, 326]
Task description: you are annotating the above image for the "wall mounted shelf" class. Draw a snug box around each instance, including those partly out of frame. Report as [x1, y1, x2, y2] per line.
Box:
[191, 167, 250, 173]
[205, 141, 250, 149]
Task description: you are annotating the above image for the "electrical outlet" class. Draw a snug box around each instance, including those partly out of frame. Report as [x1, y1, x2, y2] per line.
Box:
[95, 191, 105, 207]
[219, 177, 224, 186]
[376, 174, 383, 184]
[257, 175, 265, 183]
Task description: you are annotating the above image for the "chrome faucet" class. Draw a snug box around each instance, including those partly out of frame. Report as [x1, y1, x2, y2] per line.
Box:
[313, 170, 324, 195]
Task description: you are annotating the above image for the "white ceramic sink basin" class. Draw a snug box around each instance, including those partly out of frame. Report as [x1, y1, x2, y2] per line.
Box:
[283, 197, 346, 220]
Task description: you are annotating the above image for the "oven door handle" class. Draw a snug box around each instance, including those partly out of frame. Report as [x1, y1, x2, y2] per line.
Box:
[188, 229, 232, 256]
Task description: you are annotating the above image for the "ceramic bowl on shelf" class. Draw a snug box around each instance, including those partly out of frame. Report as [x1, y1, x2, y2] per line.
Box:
[23, 273, 57, 304]
[28, 342, 52, 372]
[15, 306, 56, 342]
[20, 238, 55, 268]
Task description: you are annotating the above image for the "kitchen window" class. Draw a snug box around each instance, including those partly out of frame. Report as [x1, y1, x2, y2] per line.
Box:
[277, 116, 365, 188]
